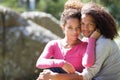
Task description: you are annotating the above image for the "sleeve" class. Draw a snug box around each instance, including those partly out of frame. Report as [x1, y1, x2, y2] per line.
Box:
[36, 40, 65, 69]
[82, 37, 96, 67]
[81, 39, 111, 80]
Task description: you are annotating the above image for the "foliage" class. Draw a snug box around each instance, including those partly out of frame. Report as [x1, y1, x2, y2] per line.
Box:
[0, 0, 26, 12]
[0, 0, 120, 26]
[36, 0, 66, 19]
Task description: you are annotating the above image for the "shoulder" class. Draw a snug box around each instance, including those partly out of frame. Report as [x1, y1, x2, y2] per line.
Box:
[97, 36, 112, 45]
[96, 35, 119, 52]
[77, 41, 88, 51]
[46, 39, 61, 47]
[97, 36, 119, 47]
[48, 39, 59, 44]
[95, 36, 112, 53]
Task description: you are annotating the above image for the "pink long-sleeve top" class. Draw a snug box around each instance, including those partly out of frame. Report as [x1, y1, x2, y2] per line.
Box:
[36, 38, 96, 72]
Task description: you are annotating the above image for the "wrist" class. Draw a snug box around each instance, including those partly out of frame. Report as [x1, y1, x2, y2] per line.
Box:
[90, 35, 98, 40]
[50, 72, 59, 80]
[75, 71, 83, 79]
[88, 37, 96, 42]
[90, 30, 101, 39]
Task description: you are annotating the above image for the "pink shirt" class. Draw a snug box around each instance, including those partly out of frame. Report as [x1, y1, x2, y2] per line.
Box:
[36, 38, 96, 72]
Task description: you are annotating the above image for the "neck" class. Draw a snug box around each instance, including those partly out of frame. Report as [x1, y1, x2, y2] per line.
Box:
[62, 37, 80, 48]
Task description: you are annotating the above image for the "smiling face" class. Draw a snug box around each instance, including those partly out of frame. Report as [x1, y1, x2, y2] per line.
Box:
[81, 14, 96, 37]
[62, 18, 81, 41]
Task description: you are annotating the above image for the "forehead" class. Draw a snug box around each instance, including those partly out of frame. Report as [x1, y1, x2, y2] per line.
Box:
[66, 18, 80, 23]
[81, 14, 95, 23]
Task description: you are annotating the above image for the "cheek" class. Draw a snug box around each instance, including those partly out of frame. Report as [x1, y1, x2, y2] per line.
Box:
[77, 30, 81, 34]
[64, 30, 71, 36]
[89, 28, 96, 33]
[80, 26, 85, 31]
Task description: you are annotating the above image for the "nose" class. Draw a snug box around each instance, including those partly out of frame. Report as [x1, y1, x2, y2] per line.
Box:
[81, 25, 88, 30]
[72, 28, 78, 34]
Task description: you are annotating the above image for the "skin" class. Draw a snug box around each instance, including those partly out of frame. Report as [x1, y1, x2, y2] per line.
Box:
[62, 18, 81, 47]
[37, 69, 83, 80]
[37, 14, 100, 80]
[61, 18, 81, 73]
[81, 14, 96, 37]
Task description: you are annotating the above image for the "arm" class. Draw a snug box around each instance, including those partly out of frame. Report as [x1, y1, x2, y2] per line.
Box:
[36, 40, 75, 73]
[82, 30, 101, 67]
[38, 70, 83, 80]
[36, 40, 65, 69]
[53, 72, 83, 80]
[36, 58, 65, 69]
[38, 37, 111, 80]
[82, 37, 111, 80]
[82, 37, 96, 67]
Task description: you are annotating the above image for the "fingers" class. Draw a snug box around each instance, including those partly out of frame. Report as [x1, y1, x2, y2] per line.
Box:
[37, 71, 50, 80]
[40, 71, 51, 75]
[90, 29, 101, 39]
[36, 73, 44, 80]
[43, 69, 51, 74]
[62, 62, 75, 73]
[37, 70, 50, 80]
[96, 29, 101, 33]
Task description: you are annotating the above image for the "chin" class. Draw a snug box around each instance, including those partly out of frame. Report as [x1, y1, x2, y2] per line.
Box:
[72, 38, 78, 41]
[83, 34, 90, 37]
[82, 32, 89, 37]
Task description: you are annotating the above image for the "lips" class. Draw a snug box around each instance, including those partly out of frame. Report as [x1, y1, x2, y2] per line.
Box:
[82, 31, 91, 36]
[83, 31, 89, 34]
[71, 34, 79, 38]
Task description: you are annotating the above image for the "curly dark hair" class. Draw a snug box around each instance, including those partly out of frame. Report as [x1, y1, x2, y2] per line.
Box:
[81, 2, 118, 40]
[60, 0, 82, 26]
[60, 8, 81, 26]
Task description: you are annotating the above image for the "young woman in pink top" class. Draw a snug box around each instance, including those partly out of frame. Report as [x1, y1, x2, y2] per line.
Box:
[36, 1, 100, 74]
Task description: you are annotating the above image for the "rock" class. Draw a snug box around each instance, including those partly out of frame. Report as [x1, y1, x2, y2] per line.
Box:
[0, 6, 28, 27]
[21, 11, 64, 38]
[0, 17, 60, 80]
[0, 5, 63, 80]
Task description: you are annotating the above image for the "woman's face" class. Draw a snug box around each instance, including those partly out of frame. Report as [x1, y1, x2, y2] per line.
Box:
[81, 14, 96, 37]
[63, 18, 81, 41]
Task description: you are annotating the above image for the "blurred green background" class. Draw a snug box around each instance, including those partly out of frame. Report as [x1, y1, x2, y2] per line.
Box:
[0, 0, 120, 26]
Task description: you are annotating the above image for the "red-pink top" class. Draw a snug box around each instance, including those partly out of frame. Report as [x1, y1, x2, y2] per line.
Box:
[36, 38, 96, 72]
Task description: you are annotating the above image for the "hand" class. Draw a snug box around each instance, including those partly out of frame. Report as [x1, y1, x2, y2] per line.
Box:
[62, 61, 75, 73]
[36, 69, 57, 80]
[90, 29, 101, 39]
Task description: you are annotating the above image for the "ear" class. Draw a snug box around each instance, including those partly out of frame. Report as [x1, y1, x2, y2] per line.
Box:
[61, 25, 65, 30]
[61, 26, 65, 33]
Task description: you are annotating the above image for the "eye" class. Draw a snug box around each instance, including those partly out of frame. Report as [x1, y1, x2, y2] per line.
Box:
[67, 26, 73, 29]
[77, 26, 81, 29]
[88, 23, 95, 27]
[80, 22, 84, 26]
[89, 23, 94, 25]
